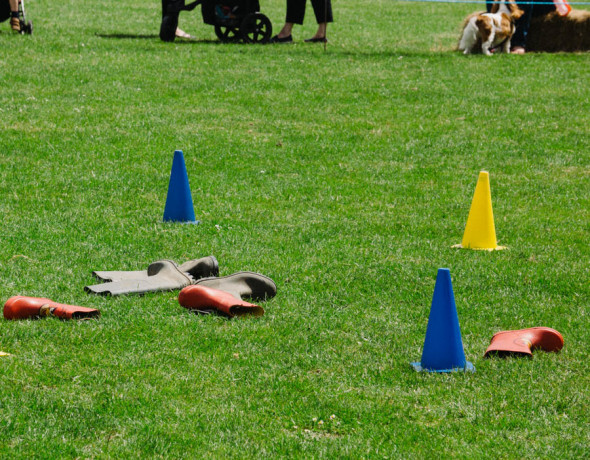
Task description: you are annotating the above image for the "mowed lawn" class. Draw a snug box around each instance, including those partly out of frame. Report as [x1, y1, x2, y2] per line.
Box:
[0, 0, 588, 457]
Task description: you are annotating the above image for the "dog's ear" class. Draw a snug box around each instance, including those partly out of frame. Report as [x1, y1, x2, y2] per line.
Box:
[506, 0, 524, 18]
[475, 17, 486, 28]
[476, 16, 492, 32]
[509, 5, 524, 20]
[490, 0, 500, 13]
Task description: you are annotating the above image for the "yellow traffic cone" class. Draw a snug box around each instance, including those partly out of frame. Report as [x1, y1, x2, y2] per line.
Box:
[453, 171, 506, 250]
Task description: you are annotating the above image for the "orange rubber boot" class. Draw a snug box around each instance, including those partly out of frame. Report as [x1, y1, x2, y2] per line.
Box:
[178, 285, 264, 318]
[484, 327, 563, 357]
[4, 296, 100, 320]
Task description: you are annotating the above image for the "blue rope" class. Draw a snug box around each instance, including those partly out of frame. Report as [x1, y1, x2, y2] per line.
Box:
[392, 0, 590, 4]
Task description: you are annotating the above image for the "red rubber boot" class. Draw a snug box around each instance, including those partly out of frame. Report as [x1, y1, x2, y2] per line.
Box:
[178, 285, 264, 318]
[4, 296, 100, 320]
[484, 327, 563, 357]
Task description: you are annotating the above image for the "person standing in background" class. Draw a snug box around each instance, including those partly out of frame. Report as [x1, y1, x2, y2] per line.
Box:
[271, 0, 333, 43]
[160, 0, 197, 41]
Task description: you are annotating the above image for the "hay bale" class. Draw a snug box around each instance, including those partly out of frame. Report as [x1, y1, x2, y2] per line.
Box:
[527, 9, 590, 52]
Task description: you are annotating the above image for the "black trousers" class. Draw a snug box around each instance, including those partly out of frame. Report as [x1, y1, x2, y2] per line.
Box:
[286, 0, 333, 25]
[162, 0, 196, 15]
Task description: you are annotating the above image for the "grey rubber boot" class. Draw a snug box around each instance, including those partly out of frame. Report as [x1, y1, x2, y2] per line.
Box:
[193, 271, 277, 301]
[85, 257, 218, 296]
[92, 256, 218, 282]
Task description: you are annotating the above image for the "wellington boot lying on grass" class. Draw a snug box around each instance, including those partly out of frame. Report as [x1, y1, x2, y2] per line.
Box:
[86, 256, 218, 295]
[179, 285, 265, 318]
[484, 327, 564, 357]
[4, 296, 99, 320]
[192, 271, 277, 301]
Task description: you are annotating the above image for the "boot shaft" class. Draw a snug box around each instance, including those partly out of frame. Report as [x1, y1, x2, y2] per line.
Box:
[485, 327, 563, 356]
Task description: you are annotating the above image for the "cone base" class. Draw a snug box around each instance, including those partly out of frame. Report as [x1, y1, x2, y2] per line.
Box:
[411, 361, 475, 373]
[162, 220, 201, 225]
[452, 243, 506, 251]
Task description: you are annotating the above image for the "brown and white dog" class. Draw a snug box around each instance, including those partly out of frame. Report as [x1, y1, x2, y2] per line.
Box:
[458, 0, 524, 55]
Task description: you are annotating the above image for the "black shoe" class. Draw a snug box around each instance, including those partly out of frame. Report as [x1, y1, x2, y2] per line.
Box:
[304, 37, 327, 43]
[270, 34, 293, 43]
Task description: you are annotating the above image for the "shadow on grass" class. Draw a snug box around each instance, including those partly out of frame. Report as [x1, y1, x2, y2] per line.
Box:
[95, 33, 232, 45]
[95, 33, 160, 39]
[94, 33, 466, 56]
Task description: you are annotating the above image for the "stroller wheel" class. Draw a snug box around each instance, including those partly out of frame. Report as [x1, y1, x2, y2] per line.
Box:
[24, 20, 32, 35]
[240, 13, 272, 44]
[214, 24, 240, 43]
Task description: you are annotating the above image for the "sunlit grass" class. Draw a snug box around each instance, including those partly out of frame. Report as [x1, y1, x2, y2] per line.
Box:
[0, 0, 588, 457]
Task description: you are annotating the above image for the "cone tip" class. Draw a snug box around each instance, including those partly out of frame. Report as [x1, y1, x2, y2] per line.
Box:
[437, 268, 452, 280]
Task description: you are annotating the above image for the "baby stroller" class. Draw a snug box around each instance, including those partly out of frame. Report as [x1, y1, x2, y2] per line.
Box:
[160, 0, 271, 43]
[0, 0, 32, 34]
[202, 0, 272, 43]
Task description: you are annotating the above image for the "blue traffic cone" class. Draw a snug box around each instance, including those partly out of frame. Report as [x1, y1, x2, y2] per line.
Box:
[411, 268, 475, 373]
[163, 150, 199, 224]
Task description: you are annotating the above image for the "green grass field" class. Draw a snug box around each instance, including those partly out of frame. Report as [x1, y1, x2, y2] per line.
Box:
[1, 0, 589, 457]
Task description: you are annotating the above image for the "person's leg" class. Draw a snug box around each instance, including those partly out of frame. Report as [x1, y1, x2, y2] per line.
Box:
[511, 1, 532, 52]
[160, 0, 179, 41]
[310, 0, 332, 24]
[169, 0, 197, 39]
[286, 0, 306, 25]
[511, 1, 554, 52]
[175, 28, 195, 39]
[308, 0, 332, 39]
[9, 0, 20, 31]
[511, 0, 554, 53]
[273, 0, 305, 39]
[275, 22, 294, 39]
